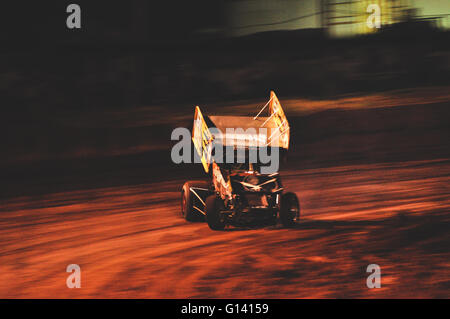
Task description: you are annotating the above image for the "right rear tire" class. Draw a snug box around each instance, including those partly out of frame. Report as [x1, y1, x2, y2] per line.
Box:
[205, 195, 226, 230]
[279, 192, 300, 227]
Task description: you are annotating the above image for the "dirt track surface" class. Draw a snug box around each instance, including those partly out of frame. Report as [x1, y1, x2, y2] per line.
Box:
[1, 91, 449, 298]
[0, 158, 449, 298]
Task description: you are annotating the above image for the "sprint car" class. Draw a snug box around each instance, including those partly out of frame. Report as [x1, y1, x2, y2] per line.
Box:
[181, 91, 300, 230]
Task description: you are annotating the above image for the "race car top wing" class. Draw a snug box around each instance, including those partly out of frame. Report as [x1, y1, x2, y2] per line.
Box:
[192, 106, 213, 173]
[268, 90, 290, 149]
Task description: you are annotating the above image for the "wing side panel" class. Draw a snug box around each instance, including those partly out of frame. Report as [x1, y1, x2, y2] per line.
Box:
[268, 91, 290, 149]
[192, 106, 213, 173]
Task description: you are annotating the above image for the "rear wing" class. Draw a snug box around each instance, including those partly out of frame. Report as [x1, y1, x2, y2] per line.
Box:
[192, 106, 213, 173]
[192, 91, 290, 173]
[267, 91, 290, 149]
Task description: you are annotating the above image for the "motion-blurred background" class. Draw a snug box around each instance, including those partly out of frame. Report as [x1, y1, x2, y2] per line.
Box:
[1, 1, 449, 169]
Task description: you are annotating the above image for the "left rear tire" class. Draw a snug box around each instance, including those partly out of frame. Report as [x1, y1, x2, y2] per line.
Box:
[205, 195, 226, 230]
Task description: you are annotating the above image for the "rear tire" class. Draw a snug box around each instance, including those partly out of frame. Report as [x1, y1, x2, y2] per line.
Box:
[205, 195, 226, 230]
[181, 181, 210, 222]
[279, 192, 300, 227]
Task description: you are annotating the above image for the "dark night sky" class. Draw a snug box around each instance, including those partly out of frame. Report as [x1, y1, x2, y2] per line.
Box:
[0, 1, 226, 45]
[0, 0, 449, 46]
